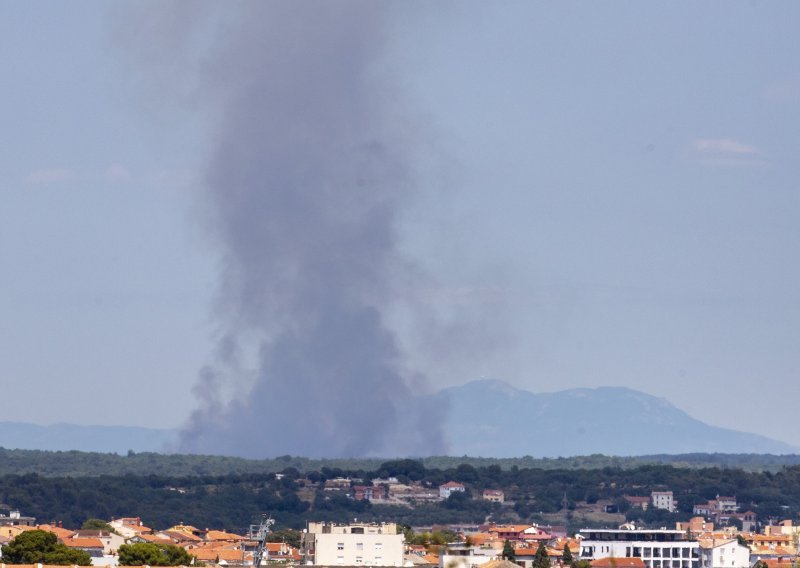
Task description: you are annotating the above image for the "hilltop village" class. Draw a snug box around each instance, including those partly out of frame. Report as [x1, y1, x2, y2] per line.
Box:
[2, 486, 799, 568]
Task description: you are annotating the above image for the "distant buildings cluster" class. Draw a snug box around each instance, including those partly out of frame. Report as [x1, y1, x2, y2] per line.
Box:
[2, 485, 797, 568]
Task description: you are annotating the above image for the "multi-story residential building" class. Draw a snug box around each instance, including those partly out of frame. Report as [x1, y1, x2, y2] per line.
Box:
[579, 528, 700, 568]
[698, 539, 750, 568]
[301, 521, 404, 566]
[694, 496, 738, 517]
[652, 491, 677, 513]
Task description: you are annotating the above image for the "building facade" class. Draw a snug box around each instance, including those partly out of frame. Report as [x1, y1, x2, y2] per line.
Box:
[579, 529, 700, 568]
[698, 539, 750, 568]
[301, 522, 404, 566]
[440, 482, 467, 499]
[652, 491, 677, 513]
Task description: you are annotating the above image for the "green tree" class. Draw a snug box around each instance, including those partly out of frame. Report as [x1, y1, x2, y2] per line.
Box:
[118, 543, 195, 566]
[502, 540, 516, 561]
[1, 530, 92, 565]
[81, 518, 116, 533]
[562, 543, 574, 565]
[533, 542, 551, 568]
[267, 529, 301, 549]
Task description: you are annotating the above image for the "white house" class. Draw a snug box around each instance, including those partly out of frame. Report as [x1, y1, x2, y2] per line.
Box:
[439, 482, 466, 499]
[698, 539, 749, 568]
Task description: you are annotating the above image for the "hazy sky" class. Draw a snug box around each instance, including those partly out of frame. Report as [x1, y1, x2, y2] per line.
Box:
[2, 3, 799, 449]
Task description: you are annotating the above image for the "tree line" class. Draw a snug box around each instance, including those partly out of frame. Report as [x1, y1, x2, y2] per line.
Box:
[4, 461, 800, 531]
[2, 448, 800, 478]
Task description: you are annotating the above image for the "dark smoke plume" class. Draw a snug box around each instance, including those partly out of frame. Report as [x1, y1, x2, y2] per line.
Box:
[154, 3, 448, 457]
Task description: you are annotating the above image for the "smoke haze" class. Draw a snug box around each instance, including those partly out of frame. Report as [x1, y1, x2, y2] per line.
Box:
[134, 3, 448, 457]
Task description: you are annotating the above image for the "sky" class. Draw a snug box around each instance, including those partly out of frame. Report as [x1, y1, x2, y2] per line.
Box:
[1, 2, 799, 451]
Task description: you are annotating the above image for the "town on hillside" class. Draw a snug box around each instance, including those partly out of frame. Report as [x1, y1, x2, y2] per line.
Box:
[1, 487, 798, 568]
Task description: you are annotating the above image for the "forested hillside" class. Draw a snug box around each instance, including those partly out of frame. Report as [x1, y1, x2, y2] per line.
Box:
[4, 459, 800, 532]
[2, 447, 800, 477]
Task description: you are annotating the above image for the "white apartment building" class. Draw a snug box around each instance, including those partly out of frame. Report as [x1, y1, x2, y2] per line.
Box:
[698, 539, 750, 568]
[652, 491, 677, 513]
[301, 522, 404, 566]
[579, 529, 700, 568]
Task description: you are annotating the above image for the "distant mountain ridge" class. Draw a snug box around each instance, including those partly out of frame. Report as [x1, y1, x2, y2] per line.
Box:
[0, 380, 795, 457]
[436, 379, 797, 457]
[0, 421, 177, 455]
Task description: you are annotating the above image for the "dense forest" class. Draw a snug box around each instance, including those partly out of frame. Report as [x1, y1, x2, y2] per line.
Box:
[2, 448, 800, 477]
[4, 458, 800, 533]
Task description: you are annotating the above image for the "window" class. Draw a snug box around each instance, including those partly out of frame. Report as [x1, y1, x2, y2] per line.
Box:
[375, 543, 383, 552]
[375, 557, 382, 564]
[357, 543, 364, 551]
[337, 543, 344, 550]
[337, 556, 344, 565]
[356, 557, 363, 564]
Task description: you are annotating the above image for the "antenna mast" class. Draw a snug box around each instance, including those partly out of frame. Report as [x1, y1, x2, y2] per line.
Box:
[249, 515, 275, 567]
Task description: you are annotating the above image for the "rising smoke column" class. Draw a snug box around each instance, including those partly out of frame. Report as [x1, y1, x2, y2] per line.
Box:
[174, 3, 446, 457]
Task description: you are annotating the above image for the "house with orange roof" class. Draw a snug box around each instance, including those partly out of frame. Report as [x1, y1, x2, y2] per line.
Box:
[745, 534, 794, 551]
[354, 485, 388, 501]
[132, 533, 176, 546]
[36, 524, 75, 541]
[158, 530, 204, 545]
[624, 496, 651, 511]
[483, 490, 505, 503]
[466, 533, 501, 548]
[759, 559, 797, 568]
[0, 525, 36, 540]
[488, 525, 551, 543]
[109, 517, 153, 540]
[205, 530, 245, 542]
[70, 530, 126, 555]
[166, 525, 205, 538]
[109, 517, 143, 532]
[266, 542, 301, 563]
[62, 537, 105, 558]
[192, 546, 249, 564]
[591, 558, 646, 568]
[676, 517, 715, 534]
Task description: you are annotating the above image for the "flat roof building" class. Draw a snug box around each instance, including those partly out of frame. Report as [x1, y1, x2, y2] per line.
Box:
[579, 529, 700, 568]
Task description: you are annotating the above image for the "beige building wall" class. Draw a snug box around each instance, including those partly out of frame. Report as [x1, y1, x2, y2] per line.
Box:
[305, 522, 404, 566]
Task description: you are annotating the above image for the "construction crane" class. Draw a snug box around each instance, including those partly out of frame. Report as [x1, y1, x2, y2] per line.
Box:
[247, 515, 275, 567]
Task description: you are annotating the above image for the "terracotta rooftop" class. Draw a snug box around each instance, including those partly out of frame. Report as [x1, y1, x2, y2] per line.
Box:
[63, 538, 104, 548]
